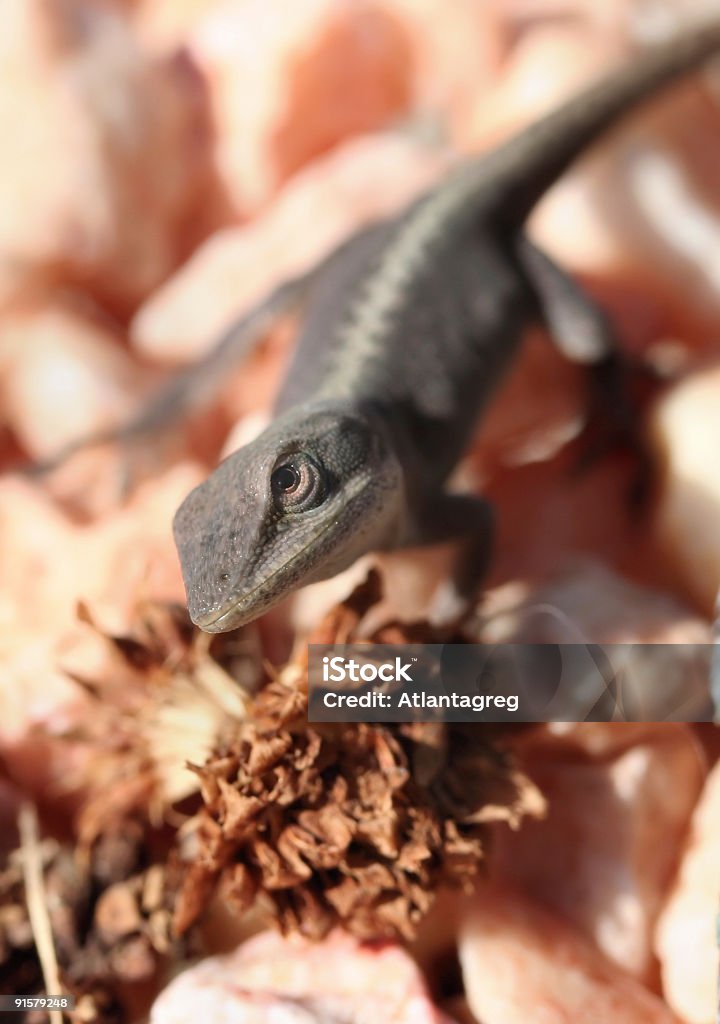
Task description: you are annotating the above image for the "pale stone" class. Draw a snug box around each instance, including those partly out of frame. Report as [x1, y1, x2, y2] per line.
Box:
[150, 929, 455, 1024]
[133, 0, 215, 49]
[460, 884, 680, 1023]
[0, 0, 211, 312]
[655, 762, 720, 1024]
[480, 561, 711, 645]
[490, 724, 705, 980]
[652, 366, 720, 615]
[0, 302, 142, 460]
[382, 0, 506, 118]
[184, 0, 413, 214]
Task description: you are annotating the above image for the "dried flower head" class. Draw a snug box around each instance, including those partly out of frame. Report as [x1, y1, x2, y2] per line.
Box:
[58, 599, 254, 843]
[171, 572, 544, 941]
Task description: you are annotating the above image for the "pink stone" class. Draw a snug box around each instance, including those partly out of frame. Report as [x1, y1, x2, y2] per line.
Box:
[488, 723, 705, 981]
[460, 885, 680, 1024]
[652, 366, 720, 615]
[656, 762, 720, 1024]
[0, 0, 211, 313]
[184, 0, 413, 215]
[150, 930, 455, 1024]
[0, 302, 141, 460]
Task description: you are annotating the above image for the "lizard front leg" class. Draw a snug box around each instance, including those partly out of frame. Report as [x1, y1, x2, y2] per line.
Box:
[515, 236, 656, 506]
[402, 493, 495, 626]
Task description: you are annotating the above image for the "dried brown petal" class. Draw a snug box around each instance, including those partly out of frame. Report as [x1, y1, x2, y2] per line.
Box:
[94, 884, 143, 945]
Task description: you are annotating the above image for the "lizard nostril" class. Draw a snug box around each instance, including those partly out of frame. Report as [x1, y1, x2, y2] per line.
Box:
[219, 573, 230, 582]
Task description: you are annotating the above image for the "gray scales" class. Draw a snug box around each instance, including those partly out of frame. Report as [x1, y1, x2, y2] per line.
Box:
[40, 21, 720, 633]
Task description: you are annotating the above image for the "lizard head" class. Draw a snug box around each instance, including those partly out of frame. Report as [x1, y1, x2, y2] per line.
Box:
[173, 403, 403, 632]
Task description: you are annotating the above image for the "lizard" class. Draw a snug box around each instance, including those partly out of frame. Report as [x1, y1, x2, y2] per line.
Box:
[171, 19, 720, 633]
[45, 21, 720, 633]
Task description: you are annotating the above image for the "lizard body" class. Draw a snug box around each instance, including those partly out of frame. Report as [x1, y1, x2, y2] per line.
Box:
[173, 22, 720, 632]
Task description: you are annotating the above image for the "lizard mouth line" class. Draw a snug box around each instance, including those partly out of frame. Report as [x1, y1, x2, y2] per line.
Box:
[194, 516, 341, 631]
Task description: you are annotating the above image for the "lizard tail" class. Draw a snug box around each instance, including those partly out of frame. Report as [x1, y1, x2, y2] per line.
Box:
[474, 17, 720, 228]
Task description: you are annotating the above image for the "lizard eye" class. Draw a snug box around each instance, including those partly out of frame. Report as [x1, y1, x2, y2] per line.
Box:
[272, 464, 300, 492]
[271, 454, 326, 513]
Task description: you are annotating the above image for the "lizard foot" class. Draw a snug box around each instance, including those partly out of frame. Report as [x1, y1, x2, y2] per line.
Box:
[571, 352, 662, 512]
[422, 496, 494, 629]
